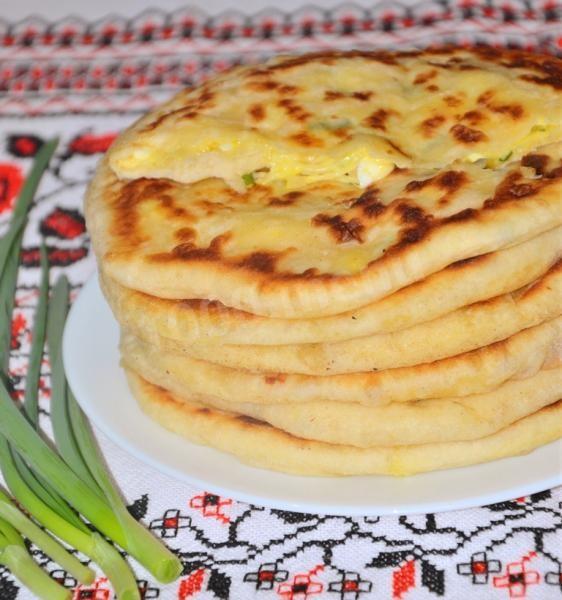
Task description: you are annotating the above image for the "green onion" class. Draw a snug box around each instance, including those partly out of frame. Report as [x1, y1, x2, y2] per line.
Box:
[0, 488, 93, 585]
[46, 275, 182, 582]
[23, 243, 49, 425]
[47, 277, 102, 494]
[0, 519, 70, 600]
[242, 172, 255, 187]
[499, 150, 513, 163]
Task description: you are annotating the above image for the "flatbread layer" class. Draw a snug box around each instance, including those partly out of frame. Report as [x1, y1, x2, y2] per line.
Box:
[127, 371, 562, 477]
[100, 226, 562, 346]
[120, 316, 561, 406]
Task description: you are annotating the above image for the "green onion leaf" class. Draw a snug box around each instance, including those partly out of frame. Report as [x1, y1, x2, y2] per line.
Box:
[0, 488, 93, 584]
[499, 150, 513, 163]
[242, 172, 255, 187]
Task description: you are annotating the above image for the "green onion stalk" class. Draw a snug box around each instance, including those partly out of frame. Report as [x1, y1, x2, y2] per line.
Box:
[0, 249, 140, 599]
[45, 276, 182, 583]
[0, 487, 92, 586]
[0, 517, 70, 600]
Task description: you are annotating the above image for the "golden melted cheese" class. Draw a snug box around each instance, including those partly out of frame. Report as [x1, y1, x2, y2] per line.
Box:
[109, 48, 562, 192]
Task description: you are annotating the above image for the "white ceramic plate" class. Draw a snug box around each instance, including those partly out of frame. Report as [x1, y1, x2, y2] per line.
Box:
[63, 276, 562, 516]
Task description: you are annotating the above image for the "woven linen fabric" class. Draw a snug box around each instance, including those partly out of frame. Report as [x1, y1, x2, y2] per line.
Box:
[1, 2, 561, 598]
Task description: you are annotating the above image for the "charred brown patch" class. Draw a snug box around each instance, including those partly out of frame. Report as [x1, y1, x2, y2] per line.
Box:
[443, 95, 463, 107]
[405, 176, 433, 192]
[436, 170, 468, 191]
[522, 153, 549, 176]
[352, 91, 374, 101]
[450, 124, 487, 144]
[312, 214, 365, 243]
[364, 109, 394, 131]
[350, 189, 386, 218]
[265, 373, 287, 384]
[112, 179, 175, 244]
[245, 80, 280, 92]
[278, 85, 300, 95]
[248, 103, 266, 121]
[413, 69, 438, 85]
[289, 132, 323, 147]
[174, 227, 196, 242]
[484, 172, 539, 209]
[461, 110, 485, 126]
[419, 115, 446, 137]
[491, 103, 524, 119]
[237, 251, 279, 272]
[160, 233, 229, 262]
[517, 59, 562, 90]
[237, 415, 267, 426]
[443, 208, 478, 223]
[324, 90, 344, 101]
[477, 90, 495, 105]
[396, 202, 428, 225]
[426, 84, 440, 92]
[277, 98, 311, 122]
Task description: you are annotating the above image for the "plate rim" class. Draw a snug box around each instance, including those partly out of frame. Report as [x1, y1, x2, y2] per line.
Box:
[63, 275, 562, 516]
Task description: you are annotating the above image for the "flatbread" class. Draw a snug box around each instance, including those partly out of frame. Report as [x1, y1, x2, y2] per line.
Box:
[120, 316, 561, 406]
[127, 370, 562, 477]
[216, 368, 562, 447]
[126, 364, 561, 447]
[101, 226, 562, 346]
[86, 50, 562, 318]
[148, 261, 562, 374]
[110, 48, 562, 188]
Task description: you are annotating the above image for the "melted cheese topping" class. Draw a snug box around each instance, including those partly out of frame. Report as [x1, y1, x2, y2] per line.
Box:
[109, 49, 562, 192]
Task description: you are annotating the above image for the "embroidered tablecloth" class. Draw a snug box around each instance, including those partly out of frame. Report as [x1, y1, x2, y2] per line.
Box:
[1, 2, 561, 598]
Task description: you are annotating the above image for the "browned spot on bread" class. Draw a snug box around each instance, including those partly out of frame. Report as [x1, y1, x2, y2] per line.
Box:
[413, 69, 438, 84]
[289, 132, 323, 147]
[312, 214, 365, 243]
[324, 90, 344, 101]
[237, 415, 268, 426]
[477, 90, 495, 105]
[278, 84, 300, 95]
[517, 59, 562, 90]
[443, 95, 463, 107]
[245, 80, 280, 92]
[277, 98, 311, 122]
[436, 170, 469, 191]
[174, 227, 196, 242]
[419, 115, 446, 137]
[405, 177, 433, 192]
[461, 110, 485, 126]
[426, 84, 440, 92]
[112, 179, 175, 244]
[450, 124, 487, 143]
[522, 153, 549, 176]
[364, 109, 394, 131]
[265, 373, 287, 384]
[395, 202, 427, 225]
[248, 103, 266, 121]
[269, 190, 305, 206]
[350, 189, 386, 217]
[484, 172, 539, 209]
[160, 233, 229, 262]
[490, 103, 524, 119]
[237, 251, 279, 273]
[443, 208, 478, 222]
[352, 91, 373, 101]
[196, 407, 210, 415]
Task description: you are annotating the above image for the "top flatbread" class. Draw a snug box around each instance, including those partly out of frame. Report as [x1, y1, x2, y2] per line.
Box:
[87, 49, 562, 317]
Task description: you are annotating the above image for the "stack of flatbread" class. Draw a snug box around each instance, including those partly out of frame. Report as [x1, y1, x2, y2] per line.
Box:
[86, 47, 562, 476]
